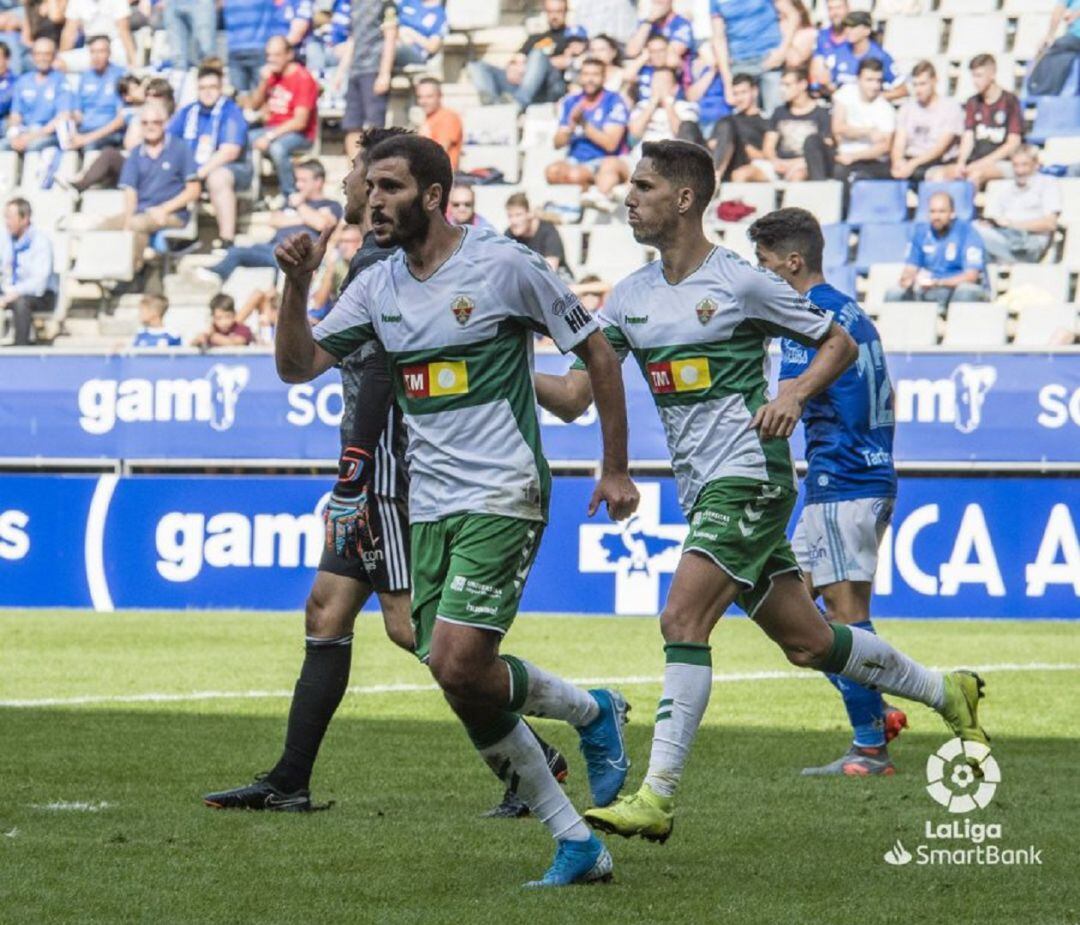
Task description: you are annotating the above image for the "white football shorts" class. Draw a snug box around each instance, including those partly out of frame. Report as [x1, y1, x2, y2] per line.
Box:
[791, 497, 895, 587]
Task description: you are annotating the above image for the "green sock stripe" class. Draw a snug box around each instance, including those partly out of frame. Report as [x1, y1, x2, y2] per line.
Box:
[658, 698, 674, 708]
[821, 623, 854, 675]
[664, 642, 712, 667]
[656, 710, 673, 722]
[500, 654, 529, 713]
[465, 711, 521, 751]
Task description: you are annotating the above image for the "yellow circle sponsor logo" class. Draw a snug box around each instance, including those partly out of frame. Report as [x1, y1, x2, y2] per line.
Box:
[437, 368, 457, 390]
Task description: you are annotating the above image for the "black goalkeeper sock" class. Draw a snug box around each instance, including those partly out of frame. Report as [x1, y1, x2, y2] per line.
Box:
[265, 634, 353, 793]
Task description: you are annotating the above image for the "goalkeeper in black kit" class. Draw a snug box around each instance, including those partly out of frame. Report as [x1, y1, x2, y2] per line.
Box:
[203, 127, 566, 816]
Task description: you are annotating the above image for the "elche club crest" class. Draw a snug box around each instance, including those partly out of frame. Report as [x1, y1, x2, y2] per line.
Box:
[696, 298, 717, 325]
[451, 295, 474, 326]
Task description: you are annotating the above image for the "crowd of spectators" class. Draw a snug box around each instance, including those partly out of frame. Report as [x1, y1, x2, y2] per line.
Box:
[0, 0, 1076, 348]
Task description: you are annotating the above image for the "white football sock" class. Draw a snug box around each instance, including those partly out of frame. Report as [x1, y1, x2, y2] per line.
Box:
[644, 644, 713, 799]
[841, 626, 946, 708]
[505, 657, 599, 728]
[479, 718, 590, 841]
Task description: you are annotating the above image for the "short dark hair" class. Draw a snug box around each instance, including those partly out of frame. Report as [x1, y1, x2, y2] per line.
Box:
[911, 59, 937, 79]
[210, 293, 236, 314]
[857, 57, 884, 76]
[591, 33, 622, 64]
[368, 133, 454, 213]
[782, 65, 810, 82]
[197, 62, 224, 81]
[87, 34, 111, 47]
[358, 126, 412, 165]
[640, 139, 716, 216]
[506, 192, 530, 211]
[295, 158, 326, 182]
[732, 72, 757, 88]
[415, 76, 441, 91]
[970, 53, 996, 71]
[579, 56, 607, 71]
[7, 197, 31, 221]
[747, 207, 825, 274]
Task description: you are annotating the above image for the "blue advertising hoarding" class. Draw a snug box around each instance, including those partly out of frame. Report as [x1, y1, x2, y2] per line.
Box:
[1, 474, 1076, 618]
[2, 351, 1079, 463]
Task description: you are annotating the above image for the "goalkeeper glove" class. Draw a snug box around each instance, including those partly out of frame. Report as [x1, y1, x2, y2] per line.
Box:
[323, 446, 375, 558]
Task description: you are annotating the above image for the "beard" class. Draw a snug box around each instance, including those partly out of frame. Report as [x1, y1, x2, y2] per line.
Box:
[373, 194, 431, 248]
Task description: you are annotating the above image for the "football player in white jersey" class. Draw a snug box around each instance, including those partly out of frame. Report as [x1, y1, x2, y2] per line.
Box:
[273, 134, 642, 887]
[536, 139, 989, 845]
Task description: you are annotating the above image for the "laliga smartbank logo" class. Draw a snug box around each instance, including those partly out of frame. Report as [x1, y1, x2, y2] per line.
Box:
[882, 739, 1042, 868]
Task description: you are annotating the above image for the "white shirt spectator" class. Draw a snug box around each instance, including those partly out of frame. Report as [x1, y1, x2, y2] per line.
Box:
[67, 0, 130, 45]
[984, 172, 1062, 225]
[834, 82, 895, 160]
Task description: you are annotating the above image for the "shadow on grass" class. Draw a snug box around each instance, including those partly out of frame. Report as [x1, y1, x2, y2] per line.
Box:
[0, 708, 1075, 925]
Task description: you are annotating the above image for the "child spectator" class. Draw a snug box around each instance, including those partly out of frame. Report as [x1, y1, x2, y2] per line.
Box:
[192, 293, 255, 347]
[132, 294, 181, 348]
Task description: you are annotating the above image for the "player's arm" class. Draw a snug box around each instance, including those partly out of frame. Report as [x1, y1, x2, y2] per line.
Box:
[274, 228, 340, 383]
[535, 368, 592, 422]
[754, 322, 855, 439]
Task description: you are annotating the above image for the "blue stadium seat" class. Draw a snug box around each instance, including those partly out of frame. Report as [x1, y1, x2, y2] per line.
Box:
[845, 180, 909, 226]
[854, 222, 913, 274]
[1029, 96, 1080, 144]
[915, 181, 976, 222]
[822, 223, 850, 269]
[825, 263, 857, 296]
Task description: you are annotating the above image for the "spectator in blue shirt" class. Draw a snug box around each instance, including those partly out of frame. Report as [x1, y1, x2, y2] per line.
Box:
[395, 0, 448, 68]
[131, 294, 182, 348]
[0, 196, 56, 345]
[886, 192, 990, 307]
[1, 38, 68, 153]
[169, 62, 251, 249]
[65, 35, 126, 152]
[827, 11, 902, 100]
[625, 33, 670, 103]
[96, 100, 201, 270]
[279, 0, 314, 56]
[626, 0, 694, 86]
[164, 0, 216, 73]
[711, 0, 784, 114]
[224, 0, 286, 103]
[546, 58, 630, 202]
[0, 42, 14, 131]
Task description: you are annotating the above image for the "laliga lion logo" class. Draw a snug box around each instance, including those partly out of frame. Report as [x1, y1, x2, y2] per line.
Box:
[925, 738, 1000, 814]
[950, 363, 996, 434]
[205, 364, 250, 432]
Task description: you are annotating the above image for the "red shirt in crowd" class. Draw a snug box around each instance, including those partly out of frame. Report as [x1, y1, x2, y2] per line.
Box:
[964, 89, 1023, 161]
[266, 63, 319, 141]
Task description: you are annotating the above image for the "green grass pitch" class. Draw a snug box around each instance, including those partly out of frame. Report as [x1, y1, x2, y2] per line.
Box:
[1, 610, 1077, 925]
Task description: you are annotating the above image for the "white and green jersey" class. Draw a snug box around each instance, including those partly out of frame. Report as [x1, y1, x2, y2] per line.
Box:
[313, 226, 598, 524]
[594, 246, 831, 513]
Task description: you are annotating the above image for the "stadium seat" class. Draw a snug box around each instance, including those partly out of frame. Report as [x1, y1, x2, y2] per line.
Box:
[956, 54, 1016, 97]
[1042, 137, 1080, 168]
[1053, 178, 1080, 227]
[71, 231, 136, 283]
[874, 301, 940, 348]
[938, 0, 997, 13]
[942, 301, 1008, 347]
[1013, 303, 1078, 346]
[221, 266, 276, 304]
[535, 182, 582, 223]
[1029, 97, 1080, 144]
[78, 189, 127, 218]
[166, 304, 212, 344]
[25, 188, 77, 231]
[558, 225, 584, 278]
[520, 144, 557, 185]
[1013, 14, 1054, 60]
[825, 262, 857, 296]
[945, 14, 1007, 58]
[463, 104, 519, 147]
[721, 223, 756, 260]
[915, 180, 976, 222]
[1062, 225, 1080, 268]
[1006, 264, 1070, 302]
[459, 144, 521, 183]
[782, 181, 844, 225]
[864, 262, 907, 307]
[882, 16, 943, 58]
[0, 150, 17, 192]
[716, 181, 777, 220]
[471, 184, 519, 226]
[822, 223, 850, 268]
[585, 224, 648, 278]
[20, 150, 78, 190]
[855, 222, 912, 273]
[1004, 0, 1055, 11]
[846, 180, 908, 226]
[874, 0, 928, 17]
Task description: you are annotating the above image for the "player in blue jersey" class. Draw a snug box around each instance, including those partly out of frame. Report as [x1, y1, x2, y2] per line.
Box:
[748, 207, 909, 776]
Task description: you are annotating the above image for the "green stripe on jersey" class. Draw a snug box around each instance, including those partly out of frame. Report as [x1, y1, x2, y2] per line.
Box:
[317, 323, 375, 360]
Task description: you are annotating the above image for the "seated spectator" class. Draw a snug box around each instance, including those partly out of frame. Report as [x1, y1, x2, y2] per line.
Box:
[886, 192, 989, 307]
[395, 0, 448, 69]
[169, 62, 251, 250]
[712, 73, 769, 180]
[811, 0, 849, 89]
[891, 60, 963, 183]
[831, 58, 895, 184]
[415, 76, 462, 170]
[584, 34, 624, 92]
[546, 58, 630, 199]
[309, 0, 353, 82]
[21, 1, 66, 63]
[468, 0, 587, 111]
[1, 38, 67, 153]
[975, 146, 1061, 265]
[628, 66, 698, 150]
[164, 0, 216, 74]
[625, 34, 671, 103]
[132, 294, 181, 348]
[192, 293, 255, 348]
[505, 192, 570, 277]
[685, 43, 732, 139]
[0, 43, 15, 132]
[710, 0, 784, 115]
[0, 196, 55, 346]
[98, 100, 201, 269]
[929, 55, 1022, 190]
[308, 222, 363, 322]
[64, 35, 126, 152]
[626, 0, 694, 87]
[224, 0, 286, 104]
[775, 0, 817, 70]
[746, 66, 832, 182]
[197, 159, 341, 283]
[447, 184, 495, 232]
[59, 0, 137, 70]
[1029, 0, 1080, 96]
[336, 0, 396, 158]
[824, 11, 902, 100]
[248, 36, 319, 203]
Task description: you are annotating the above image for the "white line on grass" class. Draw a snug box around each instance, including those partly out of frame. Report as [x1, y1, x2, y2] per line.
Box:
[1, 662, 1077, 709]
[30, 801, 112, 812]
